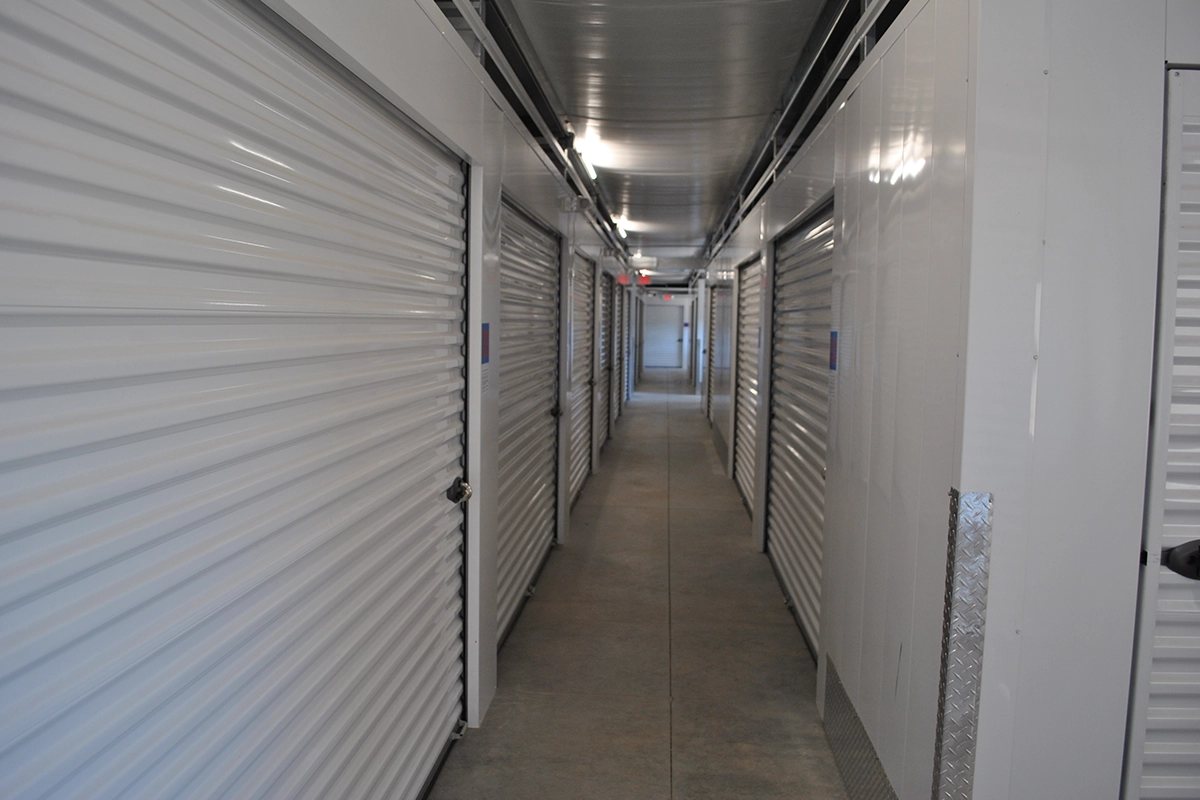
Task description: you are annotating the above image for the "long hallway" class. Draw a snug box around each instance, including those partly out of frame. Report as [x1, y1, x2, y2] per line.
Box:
[430, 371, 848, 799]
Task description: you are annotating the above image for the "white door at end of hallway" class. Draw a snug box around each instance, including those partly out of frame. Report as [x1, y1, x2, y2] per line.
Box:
[644, 305, 684, 368]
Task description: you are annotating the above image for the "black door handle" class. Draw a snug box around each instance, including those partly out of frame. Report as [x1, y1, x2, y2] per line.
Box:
[1162, 539, 1200, 580]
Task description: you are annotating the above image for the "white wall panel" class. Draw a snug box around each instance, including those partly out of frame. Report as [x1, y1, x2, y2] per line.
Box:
[1168, 0, 1200, 66]
[765, 122, 835, 243]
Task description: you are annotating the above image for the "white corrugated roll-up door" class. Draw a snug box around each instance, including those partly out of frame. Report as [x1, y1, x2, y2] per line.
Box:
[644, 305, 684, 368]
[733, 258, 763, 508]
[707, 289, 718, 422]
[1125, 69, 1200, 800]
[765, 213, 834, 652]
[625, 291, 635, 401]
[568, 253, 596, 503]
[613, 284, 625, 419]
[0, 2, 469, 798]
[595, 271, 613, 450]
[496, 201, 559, 642]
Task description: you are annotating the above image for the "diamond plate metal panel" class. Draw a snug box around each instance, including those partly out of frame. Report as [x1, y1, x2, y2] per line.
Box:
[824, 659, 900, 800]
[932, 489, 994, 800]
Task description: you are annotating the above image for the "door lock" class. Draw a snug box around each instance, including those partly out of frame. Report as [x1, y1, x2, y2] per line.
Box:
[446, 477, 472, 504]
[1161, 539, 1200, 580]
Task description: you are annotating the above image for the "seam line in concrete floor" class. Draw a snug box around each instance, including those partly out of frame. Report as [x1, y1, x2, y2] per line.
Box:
[428, 368, 850, 800]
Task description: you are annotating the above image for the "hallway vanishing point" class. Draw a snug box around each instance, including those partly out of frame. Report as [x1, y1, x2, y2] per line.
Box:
[430, 370, 849, 799]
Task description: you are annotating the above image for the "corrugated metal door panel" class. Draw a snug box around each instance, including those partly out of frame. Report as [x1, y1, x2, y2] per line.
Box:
[496, 201, 559, 641]
[644, 305, 684, 368]
[1127, 70, 1200, 800]
[625, 292, 634, 401]
[734, 259, 763, 508]
[0, 2, 467, 799]
[613, 285, 625, 419]
[595, 272, 613, 449]
[567, 253, 595, 503]
[766, 214, 834, 652]
[707, 290, 718, 421]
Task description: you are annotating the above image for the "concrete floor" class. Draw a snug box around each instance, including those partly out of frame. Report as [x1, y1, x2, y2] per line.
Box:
[429, 369, 849, 800]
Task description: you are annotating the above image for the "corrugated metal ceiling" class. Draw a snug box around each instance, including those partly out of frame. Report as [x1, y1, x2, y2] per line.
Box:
[505, 0, 826, 259]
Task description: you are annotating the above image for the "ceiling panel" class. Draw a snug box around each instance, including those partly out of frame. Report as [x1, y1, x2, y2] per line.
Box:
[507, 0, 825, 257]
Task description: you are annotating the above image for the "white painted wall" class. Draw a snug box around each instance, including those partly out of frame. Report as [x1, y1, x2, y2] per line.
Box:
[261, 0, 606, 728]
[711, 0, 1172, 797]
[965, 3, 1165, 797]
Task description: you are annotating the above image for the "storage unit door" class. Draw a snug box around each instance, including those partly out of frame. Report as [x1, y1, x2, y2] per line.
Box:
[497, 202, 559, 640]
[707, 290, 718, 421]
[644, 305, 684, 367]
[595, 272, 613, 449]
[733, 259, 763, 507]
[0, 2, 468, 798]
[568, 254, 596, 503]
[625, 292, 635, 400]
[613, 285, 625, 418]
[1125, 69, 1200, 800]
[764, 213, 835, 651]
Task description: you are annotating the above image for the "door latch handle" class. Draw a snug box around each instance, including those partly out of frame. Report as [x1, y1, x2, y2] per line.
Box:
[447, 477, 472, 504]
[1162, 539, 1200, 580]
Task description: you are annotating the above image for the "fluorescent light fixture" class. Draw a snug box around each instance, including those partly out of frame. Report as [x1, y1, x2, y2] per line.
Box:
[616, 215, 628, 239]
